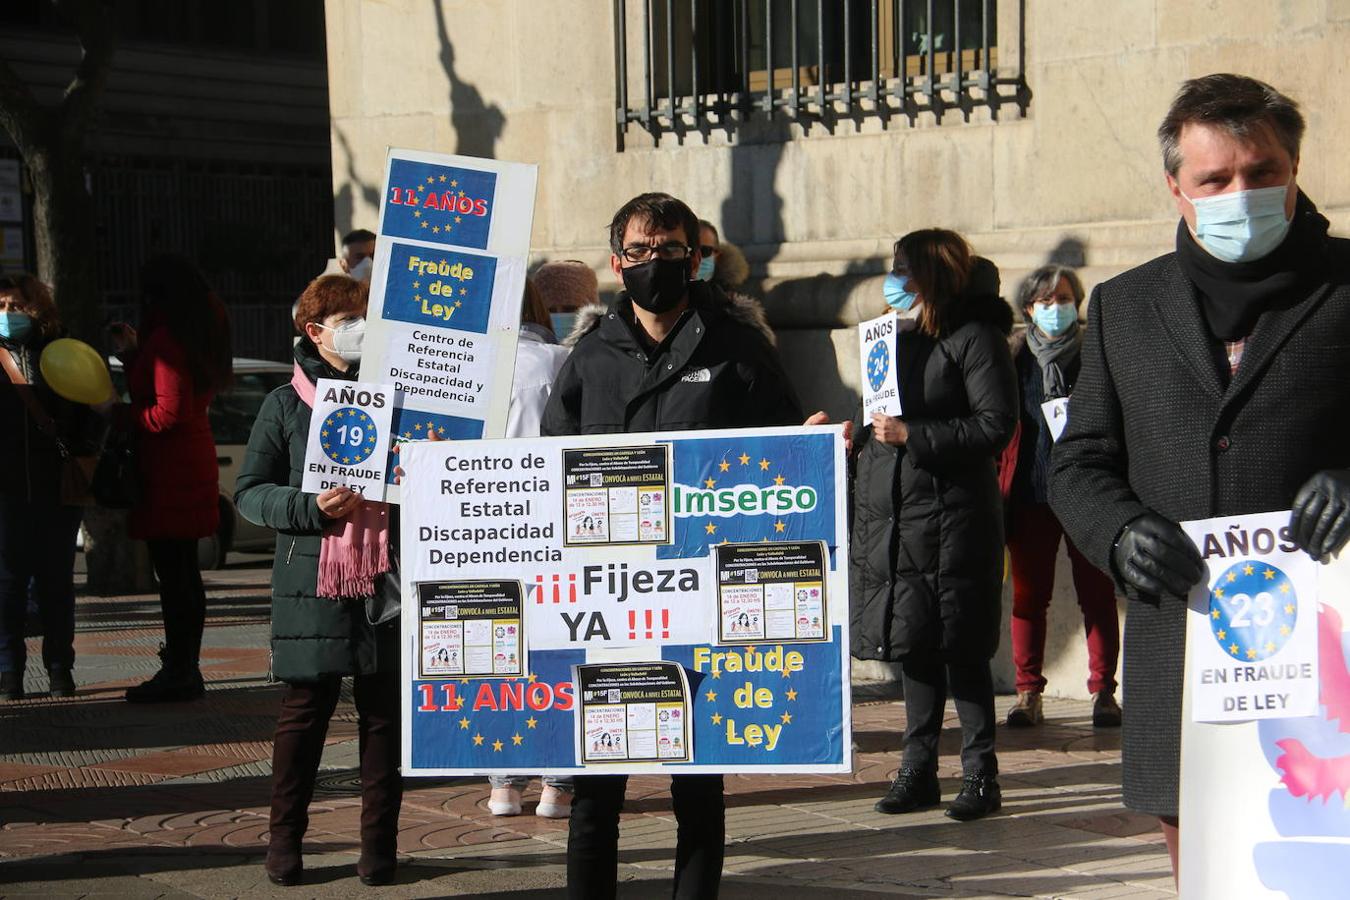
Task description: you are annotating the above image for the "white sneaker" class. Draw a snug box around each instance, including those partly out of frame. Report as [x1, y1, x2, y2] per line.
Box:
[488, 786, 522, 816]
[536, 785, 572, 819]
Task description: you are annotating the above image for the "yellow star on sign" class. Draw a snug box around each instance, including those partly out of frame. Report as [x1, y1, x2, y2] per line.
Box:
[413, 294, 422, 303]
[738, 452, 750, 465]
[492, 739, 504, 752]
[450, 696, 464, 710]
[1285, 603, 1296, 614]
[527, 672, 537, 683]
[432, 225, 441, 233]
[1229, 643, 1240, 655]
[785, 688, 798, 701]
[1265, 642, 1276, 654]
[774, 521, 786, 533]
[1243, 564, 1254, 575]
[1280, 583, 1291, 594]
[421, 221, 429, 228]
[1246, 648, 1258, 660]
[472, 733, 484, 746]
[774, 474, 786, 485]
[1212, 609, 1221, 619]
[704, 478, 717, 489]
[450, 179, 458, 187]
[719, 538, 729, 545]
[705, 522, 717, 535]
[438, 174, 447, 182]
[705, 690, 717, 702]
[1280, 625, 1291, 636]
[417, 184, 425, 192]
[1264, 568, 1276, 580]
[459, 717, 470, 729]
[414, 423, 423, 431]
[526, 716, 538, 729]
[780, 669, 791, 678]
[1217, 629, 1226, 640]
[1215, 588, 1225, 599]
[412, 281, 420, 289]
[459, 288, 468, 296]
[719, 460, 730, 472]
[334, 410, 344, 418]
[454, 215, 462, 223]
[413, 210, 421, 218]
[759, 458, 771, 471]
[710, 670, 720, 679]
[512, 733, 524, 746]
[780, 712, 792, 724]
[321, 429, 329, 437]
[322, 443, 331, 449]
[1226, 572, 1237, 583]
[460, 678, 470, 684]
[711, 713, 722, 724]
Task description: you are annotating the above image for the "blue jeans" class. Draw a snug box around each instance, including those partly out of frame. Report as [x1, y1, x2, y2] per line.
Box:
[0, 496, 82, 673]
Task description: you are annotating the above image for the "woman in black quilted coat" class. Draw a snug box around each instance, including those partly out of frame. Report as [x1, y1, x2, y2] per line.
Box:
[849, 229, 1018, 822]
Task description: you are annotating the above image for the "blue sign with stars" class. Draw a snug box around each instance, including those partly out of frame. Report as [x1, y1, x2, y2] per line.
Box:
[320, 407, 378, 466]
[1208, 560, 1299, 662]
[382, 242, 496, 335]
[866, 339, 889, 392]
[382, 158, 496, 250]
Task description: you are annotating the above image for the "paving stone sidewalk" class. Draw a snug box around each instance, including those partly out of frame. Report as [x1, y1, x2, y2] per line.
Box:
[0, 557, 1174, 898]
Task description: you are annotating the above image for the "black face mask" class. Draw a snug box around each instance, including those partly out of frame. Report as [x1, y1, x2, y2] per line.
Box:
[622, 258, 689, 313]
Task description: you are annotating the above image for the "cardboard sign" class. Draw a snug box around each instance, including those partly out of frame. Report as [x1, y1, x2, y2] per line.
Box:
[858, 312, 902, 417]
[1041, 397, 1070, 442]
[398, 425, 851, 776]
[361, 148, 538, 501]
[301, 378, 396, 499]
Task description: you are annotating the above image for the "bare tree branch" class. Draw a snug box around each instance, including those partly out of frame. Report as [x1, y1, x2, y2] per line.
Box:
[0, 54, 46, 159]
[53, 0, 114, 147]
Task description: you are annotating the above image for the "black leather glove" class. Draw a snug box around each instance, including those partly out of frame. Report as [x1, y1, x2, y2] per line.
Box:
[1290, 469, 1350, 560]
[1111, 513, 1205, 597]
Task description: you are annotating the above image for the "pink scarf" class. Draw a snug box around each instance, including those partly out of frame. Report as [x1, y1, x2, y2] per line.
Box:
[291, 363, 391, 599]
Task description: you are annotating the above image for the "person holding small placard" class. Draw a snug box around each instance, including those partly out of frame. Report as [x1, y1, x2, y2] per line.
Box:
[235, 275, 402, 887]
[1004, 266, 1121, 730]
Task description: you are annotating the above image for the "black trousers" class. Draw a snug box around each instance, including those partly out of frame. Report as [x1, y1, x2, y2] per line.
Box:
[268, 667, 403, 859]
[0, 497, 82, 673]
[145, 538, 206, 667]
[900, 659, 998, 775]
[567, 774, 724, 899]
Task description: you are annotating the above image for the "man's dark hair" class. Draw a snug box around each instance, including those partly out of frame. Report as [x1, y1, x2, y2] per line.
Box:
[607, 193, 700, 255]
[1158, 74, 1304, 177]
[342, 228, 377, 246]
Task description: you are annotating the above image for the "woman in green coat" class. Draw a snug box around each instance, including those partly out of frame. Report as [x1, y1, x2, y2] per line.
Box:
[235, 275, 401, 887]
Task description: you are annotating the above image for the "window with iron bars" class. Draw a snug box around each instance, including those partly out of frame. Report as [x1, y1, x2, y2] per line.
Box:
[613, 0, 1028, 144]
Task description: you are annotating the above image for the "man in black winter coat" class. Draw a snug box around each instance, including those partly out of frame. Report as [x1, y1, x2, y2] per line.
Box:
[1049, 74, 1350, 881]
[542, 192, 807, 899]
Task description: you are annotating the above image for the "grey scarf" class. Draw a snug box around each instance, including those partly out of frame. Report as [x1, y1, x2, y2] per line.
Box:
[1024, 319, 1081, 399]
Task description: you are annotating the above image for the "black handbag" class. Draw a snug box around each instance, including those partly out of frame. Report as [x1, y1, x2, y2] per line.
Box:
[365, 553, 401, 626]
[91, 430, 141, 509]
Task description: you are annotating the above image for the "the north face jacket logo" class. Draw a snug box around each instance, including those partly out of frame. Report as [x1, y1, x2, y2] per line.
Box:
[680, 367, 711, 383]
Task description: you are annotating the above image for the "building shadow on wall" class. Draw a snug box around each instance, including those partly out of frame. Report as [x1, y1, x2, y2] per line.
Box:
[433, 2, 504, 160]
[332, 124, 382, 236]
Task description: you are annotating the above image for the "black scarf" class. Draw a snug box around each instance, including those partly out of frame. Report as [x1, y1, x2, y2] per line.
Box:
[1175, 191, 1330, 341]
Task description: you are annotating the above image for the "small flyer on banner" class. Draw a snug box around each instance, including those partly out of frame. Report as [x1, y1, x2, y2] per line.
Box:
[1181, 510, 1319, 723]
[716, 541, 828, 644]
[562, 445, 672, 546]
[573, 662, 692, 764]
[1041, 397, 1070, 442]
[301, 379, 397, 499]
[858, 311, 902, 417]
[416, 580, 526, 679]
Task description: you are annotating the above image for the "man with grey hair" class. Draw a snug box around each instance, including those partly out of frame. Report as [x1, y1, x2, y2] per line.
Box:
[1050, 73, 1350, 879]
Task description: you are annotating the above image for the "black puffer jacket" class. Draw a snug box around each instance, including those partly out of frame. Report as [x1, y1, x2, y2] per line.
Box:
[849, 292, 1018, 663]
[234, 340, 397, 683]
[541, 281, 802, 435]
[0, 335, 99, 503]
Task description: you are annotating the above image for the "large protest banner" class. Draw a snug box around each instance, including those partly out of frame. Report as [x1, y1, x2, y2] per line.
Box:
[362, 148, 537, 500]
[1179, 512, 1350, 898]
[397, 424, 851, 775]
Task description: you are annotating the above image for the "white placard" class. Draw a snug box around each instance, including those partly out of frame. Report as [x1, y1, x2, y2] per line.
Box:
[1041, 397, 1070, 442]
[858, 312, 902, 417]
[1181, 510, 1319, 723]
[301, 378, 397, 499]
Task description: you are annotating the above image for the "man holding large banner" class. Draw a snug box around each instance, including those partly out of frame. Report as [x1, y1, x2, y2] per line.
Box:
[542, 193, 806, 899]
[1049, 74, 1350, 892]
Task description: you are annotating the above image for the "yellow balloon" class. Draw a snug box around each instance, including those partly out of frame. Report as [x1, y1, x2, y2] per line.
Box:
[39, 338, 114, 405]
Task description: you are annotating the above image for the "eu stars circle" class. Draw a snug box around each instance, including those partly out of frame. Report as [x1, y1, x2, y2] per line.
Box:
[1208, 560, 1297, 662]
[320, 406, 379, 466]
[866, 339, 889, 392]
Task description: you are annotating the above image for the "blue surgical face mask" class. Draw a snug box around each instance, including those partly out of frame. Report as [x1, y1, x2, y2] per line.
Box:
[1181, 182, 1293, 263]
[883, 272, 918, 312]
[1031, 302, 1077, 337]
[695, 256, 716, 282]
[0, 311, 33, 343]
[550, 312, 578, 339]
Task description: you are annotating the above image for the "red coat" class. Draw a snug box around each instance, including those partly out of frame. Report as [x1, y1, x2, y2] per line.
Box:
[120, 326, 219, 540]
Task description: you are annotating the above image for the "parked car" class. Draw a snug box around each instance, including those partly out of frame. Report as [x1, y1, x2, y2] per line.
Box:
[110, 358, 292, 569]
